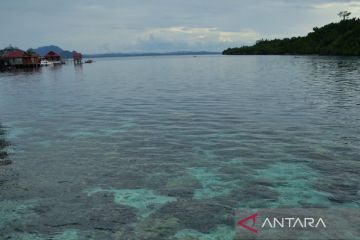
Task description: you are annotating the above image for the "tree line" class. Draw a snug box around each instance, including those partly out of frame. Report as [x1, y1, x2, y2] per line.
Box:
[223, 15, 360, 56]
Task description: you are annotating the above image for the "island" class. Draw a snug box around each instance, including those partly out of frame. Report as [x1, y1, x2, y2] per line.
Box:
[223, 17, 360, 56]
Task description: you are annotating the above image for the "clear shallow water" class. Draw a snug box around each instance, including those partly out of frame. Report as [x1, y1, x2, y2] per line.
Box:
[0, 55, 360, 239]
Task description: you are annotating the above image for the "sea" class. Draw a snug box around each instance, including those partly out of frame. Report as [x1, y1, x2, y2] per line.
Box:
[0, 55, 359, 239]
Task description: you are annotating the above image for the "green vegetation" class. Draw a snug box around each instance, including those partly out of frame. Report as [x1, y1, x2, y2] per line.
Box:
[26, 48, 37, 55]
[223, 18, 360, 56]
[0, 45, 20, 56]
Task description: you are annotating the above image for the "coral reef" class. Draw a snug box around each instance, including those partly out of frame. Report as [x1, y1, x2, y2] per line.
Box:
[86, 187, 176, 218]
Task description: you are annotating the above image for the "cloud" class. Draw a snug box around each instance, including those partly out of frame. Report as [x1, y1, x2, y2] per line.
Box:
[311, 0, 360, 11]
[0, 0, 359, 52]
[129, 27, 260, 52]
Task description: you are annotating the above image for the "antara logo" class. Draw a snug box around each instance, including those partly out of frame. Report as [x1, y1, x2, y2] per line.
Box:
[261, 217, 326, 229]
[237, 213, 258, 234]
[237, 213, 326, 234]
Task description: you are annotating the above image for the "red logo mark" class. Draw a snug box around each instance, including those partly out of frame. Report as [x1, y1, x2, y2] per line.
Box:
[237, 213, 258, 234]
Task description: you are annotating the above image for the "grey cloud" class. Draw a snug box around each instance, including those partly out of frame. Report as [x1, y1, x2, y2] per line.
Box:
[0, 0, 358, 52]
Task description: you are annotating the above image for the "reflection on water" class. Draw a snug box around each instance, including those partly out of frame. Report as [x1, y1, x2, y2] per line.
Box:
[0, 67, 42, 75]
[0, 55, 359, 239]
[0, 123, 10, 164]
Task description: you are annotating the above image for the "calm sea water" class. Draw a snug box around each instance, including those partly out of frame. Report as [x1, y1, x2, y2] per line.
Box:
[0, 55, 360, 239]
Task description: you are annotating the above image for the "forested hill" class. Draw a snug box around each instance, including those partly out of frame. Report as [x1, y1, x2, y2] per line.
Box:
[223, 18, 360, 56]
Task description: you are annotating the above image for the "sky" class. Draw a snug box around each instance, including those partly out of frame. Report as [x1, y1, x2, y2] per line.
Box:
[1, 0, 360, 53]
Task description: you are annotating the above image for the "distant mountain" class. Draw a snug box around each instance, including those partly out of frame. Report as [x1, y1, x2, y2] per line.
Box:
[223, 18, 360, 56]
[2, 45, 220, 59]
[34, 45, 74, 59]
[33, 46, 219, 59]
[84, 51, 220, 58]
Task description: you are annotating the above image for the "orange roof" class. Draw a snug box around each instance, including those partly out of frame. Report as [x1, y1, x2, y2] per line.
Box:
[45, 51, 60, 57]
[1, 50, 29, 59]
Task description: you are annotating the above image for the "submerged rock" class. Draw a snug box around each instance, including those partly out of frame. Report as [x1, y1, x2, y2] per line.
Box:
[113, 226, 137, 240]
[0, 124, 11, 165]
[53, 229, 79, 240]
[112, 216, 180, 240]
[254, 162, 331, 207]
[186, 167, 239, 200]
[86, 187, 176, 218]
[314, 176, 359, 206]
[0, 159, 12, 166]
[0, 199, 38, 230]
[5, 229, 79, 240]
[224, 183, 279, 209]
[175, 225, 235, 240]
[162, 174, 202, 198]
[0, 150, 8, 158]
[134, 217, 180, 239]
[156, 199, 233, 233]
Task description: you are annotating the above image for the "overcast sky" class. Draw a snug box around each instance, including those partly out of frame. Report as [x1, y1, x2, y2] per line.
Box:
[0, 0, 359, 53]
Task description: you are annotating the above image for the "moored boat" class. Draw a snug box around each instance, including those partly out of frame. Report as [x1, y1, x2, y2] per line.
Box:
[40, 59, 52, 66]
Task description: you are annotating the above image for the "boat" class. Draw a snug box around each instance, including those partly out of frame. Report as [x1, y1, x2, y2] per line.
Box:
[40, 59, 52, 66]
[85, 60, 93, 64]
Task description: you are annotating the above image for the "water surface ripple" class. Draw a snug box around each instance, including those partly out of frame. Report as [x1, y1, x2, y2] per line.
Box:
[0, 55, 359, 239]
